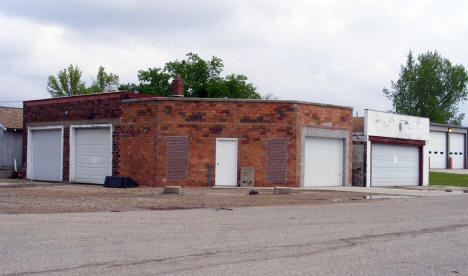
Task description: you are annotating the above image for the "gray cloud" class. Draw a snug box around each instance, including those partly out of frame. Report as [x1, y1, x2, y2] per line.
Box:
[1, 1, 468, 123]
[0, 1, 234, 34]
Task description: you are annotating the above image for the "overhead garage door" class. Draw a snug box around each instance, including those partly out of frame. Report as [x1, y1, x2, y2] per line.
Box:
[73, 128, 111, 184]
[304, 137, 343, 187]
[30, 129, 62, 181]
[371, 144, 419, 186]
[449, 133, 465, 169]
[428, 131, 446, 169]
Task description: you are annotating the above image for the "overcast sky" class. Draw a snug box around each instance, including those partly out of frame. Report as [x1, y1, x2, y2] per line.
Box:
[1, 0, 468, 123]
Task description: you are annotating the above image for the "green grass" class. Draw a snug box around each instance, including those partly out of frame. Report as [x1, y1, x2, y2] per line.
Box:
[429, 172, 468, 187]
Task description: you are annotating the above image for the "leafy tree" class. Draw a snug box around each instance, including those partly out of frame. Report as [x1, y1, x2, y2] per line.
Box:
[133, 67, 172, 96]
[384, 51, 468, 125]
[87, 66, 120, 93]
[48, 65, 120, 97]
[118, 82, 142, 94]
[120, 52, 262, 99]
[47, 64, 86, 97]
[209, 74, 259, 99]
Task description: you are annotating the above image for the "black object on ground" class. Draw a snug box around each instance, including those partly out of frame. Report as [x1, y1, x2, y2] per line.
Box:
[104, 176, 138, 188]
[249, 189, 259, 195]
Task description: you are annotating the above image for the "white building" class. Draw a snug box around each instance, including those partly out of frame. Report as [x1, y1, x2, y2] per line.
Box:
[428, 123, 466, 169]
[353, 110, 430, 187]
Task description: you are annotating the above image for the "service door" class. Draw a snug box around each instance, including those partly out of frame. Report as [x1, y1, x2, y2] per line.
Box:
[449, 133, 465, 169]
[215, 139, 238, 186]
[31, 129, 62, 181]
[371, 144, 419, 186]
[73, 128, 111, 184]
[304, 137, 343, 187]
[428, 131, 447, 169]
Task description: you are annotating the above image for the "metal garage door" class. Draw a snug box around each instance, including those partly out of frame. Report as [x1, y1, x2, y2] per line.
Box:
[449, 133, 465, 169]
[30, 129, 62, 181]
[371, 144, 419, 186]
[73, 128, 111, 184]
[304, 137, 343, 187]
[428, 131, 446, 168]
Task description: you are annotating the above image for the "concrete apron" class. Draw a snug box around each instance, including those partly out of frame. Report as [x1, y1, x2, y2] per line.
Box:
[430, 169, 468, 175]
[213, 186, 466, 197]
[297, 186, 467, 197]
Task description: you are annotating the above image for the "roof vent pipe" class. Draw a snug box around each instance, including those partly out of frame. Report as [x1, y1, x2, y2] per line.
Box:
[172, 75, 184, 97]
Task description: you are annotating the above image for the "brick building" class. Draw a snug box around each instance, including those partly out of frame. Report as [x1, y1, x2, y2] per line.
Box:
[23, 92, 152, 183]
[24, 79, 353, 187]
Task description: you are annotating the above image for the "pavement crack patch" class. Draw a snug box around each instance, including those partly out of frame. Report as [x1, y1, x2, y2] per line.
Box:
[5, 223, 468, 275]
[153, 223, 468, 274]
[2, 251, 216, 276]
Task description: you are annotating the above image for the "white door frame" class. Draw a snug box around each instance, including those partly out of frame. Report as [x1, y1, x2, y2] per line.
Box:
[69, 124, 113, 182]
[215, 138, 238, 186]
[300, 127, 349, 187]
[303, 136, 344, 187]
[27, 125, 64, 181]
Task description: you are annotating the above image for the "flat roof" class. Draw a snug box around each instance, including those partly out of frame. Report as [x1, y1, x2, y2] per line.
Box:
[430, 122, 467, 129]
[365, 109, 429, 120]
[123, 96, 353, 110]
[24, 91, 154, 105]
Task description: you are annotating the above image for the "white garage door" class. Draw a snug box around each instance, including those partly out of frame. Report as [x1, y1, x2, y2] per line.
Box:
[304, 137, 343, 187]
[428, 131, 446, 169]
[30, 129, 62, 181]
[449, 133, 465, 169]
[371, 144, 419, 186]
[73, 128, 111, 184]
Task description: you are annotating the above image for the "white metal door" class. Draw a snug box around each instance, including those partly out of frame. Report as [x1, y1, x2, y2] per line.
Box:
[428, 131, 447, 168]
[73, 128, 111, 184]
[215, 139, 237, 186]
[371, 144, 419, 186]
[304, 137, 343, 187]
[31, 129, 62, 181]
[449, 133, 465, 169]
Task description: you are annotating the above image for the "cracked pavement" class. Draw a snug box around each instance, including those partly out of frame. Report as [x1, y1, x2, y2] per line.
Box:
[1, 195, 468, 275]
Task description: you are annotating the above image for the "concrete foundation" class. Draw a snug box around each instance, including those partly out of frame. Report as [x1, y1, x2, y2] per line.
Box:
[163, 186, 181, 194]
[274, 187, 291, 195]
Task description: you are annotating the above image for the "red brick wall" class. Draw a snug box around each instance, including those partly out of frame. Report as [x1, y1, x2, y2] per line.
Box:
[23, 93, 127, 122]
[119, 99, 298, 187]
[23, 93, 130, 181]
[119, 99, 353, 187]
[297, 104, 353, 185]
[118, 101, 159, 186]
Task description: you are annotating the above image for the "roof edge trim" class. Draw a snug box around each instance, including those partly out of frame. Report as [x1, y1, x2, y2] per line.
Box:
[122, 97, 353, 110]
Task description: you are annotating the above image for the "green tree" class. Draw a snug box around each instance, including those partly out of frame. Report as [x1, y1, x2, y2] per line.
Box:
[47, 64, 86, 97]
[134, 67, 172, 96]
[87, 66, 120, 93]
[48, 65, 120, 97]
[120, 52, 262, 99]
[384, 51, 468, 125]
